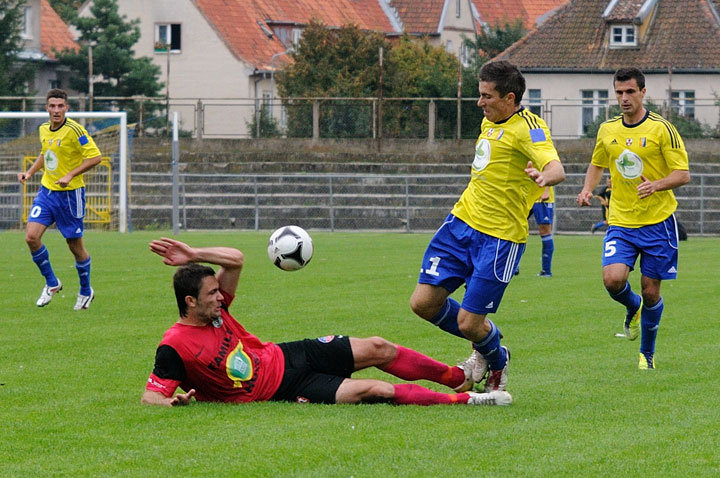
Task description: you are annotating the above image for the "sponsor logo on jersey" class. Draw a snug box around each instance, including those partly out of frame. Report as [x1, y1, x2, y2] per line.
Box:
[485, 301, 494, 309]
[610, 138, 618, 144]
[317, 335, 335, 343]
[667, 266, 677, 273]
[44, 150, 59, 171]
[615, 149, 644, 179]
[472, 139, 491, 171]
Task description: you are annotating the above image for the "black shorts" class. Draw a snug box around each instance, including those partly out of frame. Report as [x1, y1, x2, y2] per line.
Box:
[270, 335, 354, 404]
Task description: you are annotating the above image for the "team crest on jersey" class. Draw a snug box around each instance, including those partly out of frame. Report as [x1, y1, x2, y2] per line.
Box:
[615, 149, 644, 179]
[317, 335, 335, 343]
[487, 128, 495, 137]
[472, 139, 491, 171]
[43, 150, 59, 171]
[641, 137, 646, 147]
[626, 138, 633, 146]
[48, 139, 54, 146]
[226, 343, 254, 386]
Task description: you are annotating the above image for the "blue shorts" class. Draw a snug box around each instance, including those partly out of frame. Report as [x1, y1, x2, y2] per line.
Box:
[418, 214, 525, 314]
[28, 186, 86, 239]
[531, 202, 554, 225]
[602, 214, 679, 280]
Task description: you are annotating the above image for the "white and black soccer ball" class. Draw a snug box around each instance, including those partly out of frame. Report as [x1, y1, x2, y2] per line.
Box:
[267, 225, 314, 271]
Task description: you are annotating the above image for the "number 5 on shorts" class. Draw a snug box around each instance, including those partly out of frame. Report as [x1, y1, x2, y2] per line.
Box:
[604, 240, 617, 257]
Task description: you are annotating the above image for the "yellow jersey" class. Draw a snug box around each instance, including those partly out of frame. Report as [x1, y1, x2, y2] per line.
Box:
[591, 111, 689, 227]
[39, 118, 101, 191]
[535, 186, 554, 203]
[452, 108, 561, 243]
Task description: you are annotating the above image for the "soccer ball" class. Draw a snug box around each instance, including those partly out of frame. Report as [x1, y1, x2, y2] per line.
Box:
[267, 225, 314, 271]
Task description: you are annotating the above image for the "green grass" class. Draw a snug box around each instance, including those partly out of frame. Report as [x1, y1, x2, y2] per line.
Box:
[1, 230, 719, 476]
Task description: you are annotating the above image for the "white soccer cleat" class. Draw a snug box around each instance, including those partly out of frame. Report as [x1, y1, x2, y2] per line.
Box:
[74, 288, 95, 310]
[453, 350, 489, 392]
[483, 346, 510, 392]
[36, 280, 62, 307]
[467, 390, 512, 406]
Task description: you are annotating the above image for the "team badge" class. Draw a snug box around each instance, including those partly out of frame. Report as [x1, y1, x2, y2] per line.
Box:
[48, 139, 54, 146]
[317, 335, 335, 343]
[615, 149, 644, 179]
[56, 140, 61, 147]
[641, 137, 646, 147]
[487, 128, 495, 137]
[496, 129, 504, 140]
[626, 138, 633, 146]
[472, 139, 491, 171]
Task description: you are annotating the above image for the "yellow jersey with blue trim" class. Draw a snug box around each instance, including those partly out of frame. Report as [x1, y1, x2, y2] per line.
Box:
[535, 186, 554, 203]
[451, 107, 560, 243]
[39, 118, 101, 191]
[591, 111, 689, 227]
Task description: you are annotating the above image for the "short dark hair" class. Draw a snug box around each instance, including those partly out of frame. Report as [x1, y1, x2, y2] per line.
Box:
[46, 88, 68, 103]
[173, 263, 216, 317]
[479, 60, 526, 105]
[614, 68, 645, 89]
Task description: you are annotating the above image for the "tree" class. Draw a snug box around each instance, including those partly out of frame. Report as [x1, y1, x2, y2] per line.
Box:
[0, 0, 35, 98]
[48, 0, 83, 24]
[55, 0, 162, 100]
[464, 19, 527, 76]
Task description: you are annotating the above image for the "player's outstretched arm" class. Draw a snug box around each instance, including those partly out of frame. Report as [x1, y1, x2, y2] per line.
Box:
[141, 389, 196, 407]
[577, 164, 605, 207]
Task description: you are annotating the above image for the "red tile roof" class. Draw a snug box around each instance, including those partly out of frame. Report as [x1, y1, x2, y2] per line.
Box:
[603, 0, 645, 22]
[471, 0, 568, 29]
[40, 0, 78, 59]
[193, 0, 394, 71]
[496, 0, 720, 71]
[389, 0, 445, 34]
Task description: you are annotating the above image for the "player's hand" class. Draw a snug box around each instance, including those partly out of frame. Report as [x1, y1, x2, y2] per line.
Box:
[576, 190, 594, 207]
[524, 161, 547, 187]
[54, 175, 72, 188]
[637, 175, 656, 199]
[149, 237, 196, 265]
[17, 172, 28, 183]
[170, 389, 196, 406]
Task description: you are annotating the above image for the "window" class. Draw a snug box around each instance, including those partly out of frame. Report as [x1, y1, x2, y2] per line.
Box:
[49, 79, 61, 89]
[456, 0, 461, 18]
[446, 39, 453, 54]
[581, 89, 609, 134]
[292, 28, 302, 47]
[528, 89, 542, 116]
[155, 23, 181, 52]
[459, 43, 470, 67]
[671, 90, 695, 119]
[610, 25, 636, 47]
[21, 6, 32, 39]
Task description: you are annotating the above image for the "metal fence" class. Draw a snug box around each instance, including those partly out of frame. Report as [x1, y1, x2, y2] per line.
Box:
[2, 95, 718, 140]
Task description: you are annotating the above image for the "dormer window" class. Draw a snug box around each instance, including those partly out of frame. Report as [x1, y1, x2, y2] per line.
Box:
[610, 25, 636, 46]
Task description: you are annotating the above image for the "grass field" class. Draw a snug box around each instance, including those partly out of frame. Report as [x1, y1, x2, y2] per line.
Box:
[1, 230, 719, 476]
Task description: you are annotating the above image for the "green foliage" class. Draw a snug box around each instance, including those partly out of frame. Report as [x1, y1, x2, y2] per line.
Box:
[0, 0, 35, 99]
[55, 0, 163, 101]
[2, 231, 719, 474]
[464, 19, 527, 76]
[245, 104, 281, 138]
[48, 0, 83, 24]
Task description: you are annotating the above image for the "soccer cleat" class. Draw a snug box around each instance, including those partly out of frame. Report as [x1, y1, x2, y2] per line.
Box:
[638, 352, 655, 370]
[36, 280, 63, 307]
[624, 301, 641, 341]
[453, 350, 489, 392]
[483, 346, 510, 392]
[537, 271, 552, 278]
[467, 390, 512, 406]
[74, 288, 95, 310]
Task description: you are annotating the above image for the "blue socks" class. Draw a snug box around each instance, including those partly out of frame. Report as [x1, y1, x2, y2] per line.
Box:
[472, 320, 507, 370]
[540, 234, 554, 274]
[640, 297, 663, 355]
[429, 297, 465, 339]
[609, 282, 642, 323]
[31, 245, 59, 287]
[75, 257, 92, 296]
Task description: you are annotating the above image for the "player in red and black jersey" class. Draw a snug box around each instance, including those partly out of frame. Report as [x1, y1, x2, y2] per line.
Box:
[142, 237, 512, 407]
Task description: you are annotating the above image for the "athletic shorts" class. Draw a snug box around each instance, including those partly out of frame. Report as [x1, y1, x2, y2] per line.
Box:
[602, 214, 679, 280]
[531, 202, 554, 225]
[28, 186, 86, 239]
[271, 335, 354, 404]
[418, 214, 525, 314]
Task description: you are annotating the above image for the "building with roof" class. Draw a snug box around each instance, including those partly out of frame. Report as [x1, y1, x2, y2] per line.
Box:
[18, 0, 78, 96]
[75, 0, 566, 136]
[495, 0, 720, 138]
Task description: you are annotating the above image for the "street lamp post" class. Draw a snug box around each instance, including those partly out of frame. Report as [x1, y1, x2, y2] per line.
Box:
[85, 40, 97, 111]
[269, 48, 292, 116]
